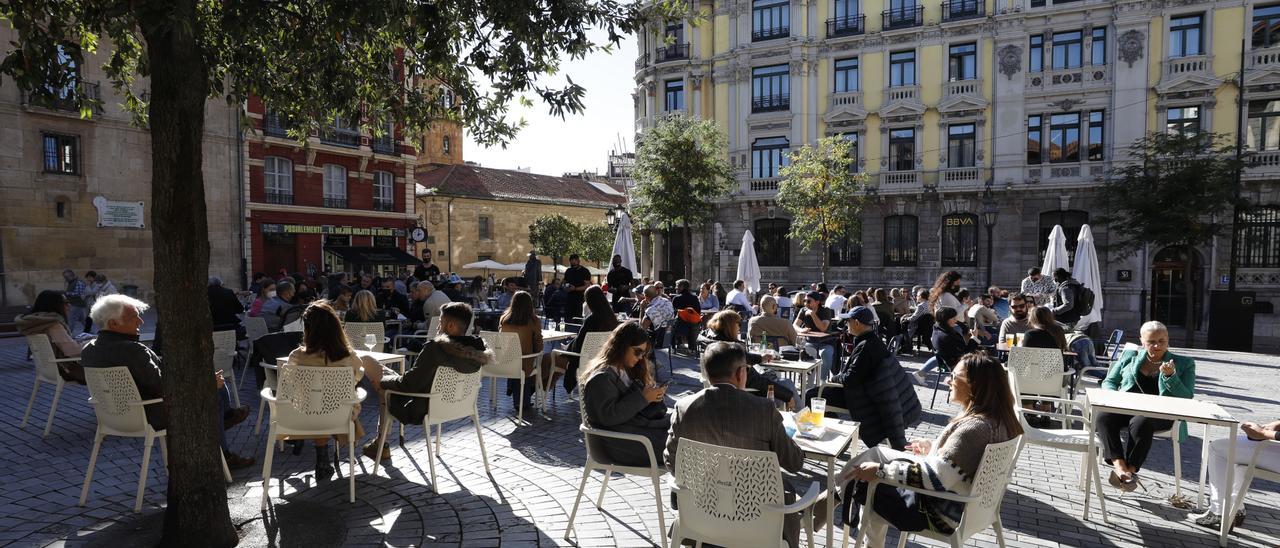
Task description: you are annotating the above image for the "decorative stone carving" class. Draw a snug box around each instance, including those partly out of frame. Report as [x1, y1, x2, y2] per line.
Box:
[690, 74, 704, 90]
[1118, 29, 1144, 68]
[1050, 98, 1084, 111]
[998, 45, 1022, 80]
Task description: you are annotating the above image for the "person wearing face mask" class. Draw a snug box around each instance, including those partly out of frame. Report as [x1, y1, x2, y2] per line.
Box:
[376, 278, 411, 316]
[249, 281, 276, 317]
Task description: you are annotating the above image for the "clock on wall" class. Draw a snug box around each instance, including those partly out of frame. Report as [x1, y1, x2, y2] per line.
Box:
[410, 227, 427, 242]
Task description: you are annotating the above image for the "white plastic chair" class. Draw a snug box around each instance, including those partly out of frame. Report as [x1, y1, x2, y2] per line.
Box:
[22, 334, 82, 437]
[549, 331, 609, 402]
[564, 395, 671, 548]
[370, 364, 490, 491]
[1007, 371, 1109, 523]
[1227, 439, 1280, 522]
[670, 438, 821, 548]
[79, 367, 233, 512]
[253, 361, 279, 435]
[344, 321, 386, 351]
[848, 436, 1024, 548]
[1007, 346, 1073, 402]
[212, 330, 241, 408]
[259, 364, 366, 509]
[480, 331, 544, 422]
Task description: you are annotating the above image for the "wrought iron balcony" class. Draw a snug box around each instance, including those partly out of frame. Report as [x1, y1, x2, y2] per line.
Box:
[881, 6, 924, 30]
[826, 15, 866, 38]
[752, 26, 789, 42]
[264, 111, 292, 138]
[635, 53, 649, 70]
[27, 81, 101, 112]
[654, 44, 690, 63]
[751, 94, 790, 113]
[323, 197, 348, 209]
[942, 0, 984, 22]
[320, 129, 361, 148]
[264, 191, 294, 205]
[371, 136, 396, 155]
[373, 199, 395, 212]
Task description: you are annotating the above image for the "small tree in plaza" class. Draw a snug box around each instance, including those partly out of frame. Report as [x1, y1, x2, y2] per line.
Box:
[529, 214, 580, 270]
[776, 136, 868, 284]
[631, 113, 736, 279]
[574, 222, 615, 267]
[1099, 132, 1246, 347]
[0, 0, 669, 543]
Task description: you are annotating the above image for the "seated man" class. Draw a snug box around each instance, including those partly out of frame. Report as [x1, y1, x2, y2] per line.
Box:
[260, 280, 295, 332]
[748, 295, 798, 347]
[367, 302, 493, 459]
[81, 294, 254, 468]
[495, 277, 521, 311]
[666, 342, 806, 547]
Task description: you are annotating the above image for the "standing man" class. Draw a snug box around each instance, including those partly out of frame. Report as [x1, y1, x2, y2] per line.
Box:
[563, 254, 591, 322]
[1050, 267, 1087, 330]
[1020, 267, 1056, 306]
[415, 250, 441, 282]
[522, 250, 542, 290]
[606, 254, 634, 308]
[62, 269, 88, 336]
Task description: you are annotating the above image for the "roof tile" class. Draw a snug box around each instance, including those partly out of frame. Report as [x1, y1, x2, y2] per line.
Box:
[416, 164, 626, 207]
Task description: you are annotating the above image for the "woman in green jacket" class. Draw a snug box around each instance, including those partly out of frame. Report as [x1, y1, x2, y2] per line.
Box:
[1098, 321, 1196, 491]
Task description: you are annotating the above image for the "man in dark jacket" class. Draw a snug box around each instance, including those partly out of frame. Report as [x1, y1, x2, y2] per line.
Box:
[367, 302, 492, 460]
[207, 276, 245, 334]
[606, 254, 634, 307]
[522, 250, 542, 290]
[81, 294, 254, 468]
[1050, 267, 1085, 328]
[807, 307, 919, 450]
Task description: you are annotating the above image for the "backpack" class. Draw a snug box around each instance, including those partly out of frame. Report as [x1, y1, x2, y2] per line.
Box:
[1075, 284, 1095, 317]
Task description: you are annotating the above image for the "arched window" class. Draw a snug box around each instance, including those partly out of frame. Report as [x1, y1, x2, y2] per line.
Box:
[941, 213, 979, 266]
[1039, 210, 1089, 265]
[754, 219, 791, 267]
[883, 215, 918, 267]
[1235, 205, 1280, 268]
[830, 233, 861, 267]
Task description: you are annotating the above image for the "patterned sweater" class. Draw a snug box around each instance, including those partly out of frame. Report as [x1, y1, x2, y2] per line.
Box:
[881, 415, 1012, 534]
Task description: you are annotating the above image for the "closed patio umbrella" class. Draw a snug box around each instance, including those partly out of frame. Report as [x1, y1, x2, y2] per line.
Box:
[1071, 224, 1104, 329]
[736, 231, 761, 295]
[610, 212, 639, 275]
[1041, 225, 1070, 276]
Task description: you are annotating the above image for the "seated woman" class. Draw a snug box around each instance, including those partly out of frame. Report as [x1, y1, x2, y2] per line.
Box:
[500, 290, 543, 410]
[704, 310, 796, 408]
[248, 281, 274, 317]
[1020, 306, 1067, 351]
[913, 307, 983, 382]
[579, 321, 669, 467]
[1191, 420, 1280, 529]
[344, 290, 389, 324]
[548, 286, 618, 395]
[697, 282, 720, 312]
[16, 290, 86, 384]
[839, 353, 1022, 544]
[282, 301, 382, 480]
[1098, 320, 1195, 491]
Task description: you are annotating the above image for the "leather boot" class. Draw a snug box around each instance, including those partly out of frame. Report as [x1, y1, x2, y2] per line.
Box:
[314, 444, 334, 481]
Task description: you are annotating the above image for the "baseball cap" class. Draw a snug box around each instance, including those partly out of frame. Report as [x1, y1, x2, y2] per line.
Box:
[805, 291, 823, 303]
[841, 306, 876, 325]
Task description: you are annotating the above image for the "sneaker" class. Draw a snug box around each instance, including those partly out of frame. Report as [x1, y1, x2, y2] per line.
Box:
[1190, 510, 1221, 528]
[362, 442, 391, 462]
[224, 406, 250, 430]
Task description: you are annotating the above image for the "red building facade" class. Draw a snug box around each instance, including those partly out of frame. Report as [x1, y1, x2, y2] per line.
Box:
[243, 96, 419, 277]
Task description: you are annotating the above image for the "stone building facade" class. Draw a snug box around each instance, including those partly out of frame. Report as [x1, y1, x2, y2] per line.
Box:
[0, 30, 241, 306]
[634, 0, 1280, 350]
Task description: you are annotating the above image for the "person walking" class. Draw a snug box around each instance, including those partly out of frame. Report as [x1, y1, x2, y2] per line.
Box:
[62, 269, 89, 336]
[522, 250, 542, 290]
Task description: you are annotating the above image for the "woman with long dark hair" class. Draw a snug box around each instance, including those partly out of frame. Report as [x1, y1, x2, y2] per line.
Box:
[549, 285, 619, 394]
[283, 301, 381, 480]
[928, 270, 963, 314]
[16, 290, 85, 383]
[579, 321, 669, 466]
[1022, 306, 1068, 351]
[839, 353, 1022, 543]
[500, 291, 543, 410]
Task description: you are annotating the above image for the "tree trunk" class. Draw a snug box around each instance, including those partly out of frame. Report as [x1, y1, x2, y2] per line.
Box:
[140, 2, 237, 545]
[683, 221, 692, 281]
[1183, 248, 1196, 348]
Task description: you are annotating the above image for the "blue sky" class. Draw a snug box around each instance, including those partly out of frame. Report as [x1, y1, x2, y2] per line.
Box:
[463, 32, 637, 176]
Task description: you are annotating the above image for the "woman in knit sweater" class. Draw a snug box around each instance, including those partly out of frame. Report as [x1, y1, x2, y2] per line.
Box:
[838, 353, 1022, 543]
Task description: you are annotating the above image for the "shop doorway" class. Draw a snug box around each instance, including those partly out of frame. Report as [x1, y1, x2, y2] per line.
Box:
[1151, 245, 1203, 329]
[262, 233, 297, 275]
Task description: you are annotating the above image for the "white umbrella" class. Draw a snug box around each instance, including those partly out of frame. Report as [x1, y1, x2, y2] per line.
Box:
[736, 230, 761, 295]
[462, 259, 520, 278]
[610, 212, 639, 275]
[1041, 225, 1070, 276]
[1071, 224, 1104, 328]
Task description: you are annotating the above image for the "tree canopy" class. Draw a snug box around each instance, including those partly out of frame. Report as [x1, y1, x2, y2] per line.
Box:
[529, 213, 578, 267]
[573, 222, 615, 266]
[776, 136, 866, 283]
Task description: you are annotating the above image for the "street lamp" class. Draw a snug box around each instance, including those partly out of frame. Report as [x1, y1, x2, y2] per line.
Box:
[605, 205, 626, 228]
[982, 188, 999, 290]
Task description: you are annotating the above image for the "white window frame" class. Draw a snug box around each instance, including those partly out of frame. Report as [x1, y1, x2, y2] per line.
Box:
[323, 164, 347, 199]
[374, 170, 394, 203]
[264, 156, 293, 195]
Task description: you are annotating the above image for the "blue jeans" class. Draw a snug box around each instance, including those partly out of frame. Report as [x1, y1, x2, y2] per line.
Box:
[919, 356, 941, 375]
[1070, 337, 1097, 371]
[216, 389, 231, 453]
[805, 342, 836, 379]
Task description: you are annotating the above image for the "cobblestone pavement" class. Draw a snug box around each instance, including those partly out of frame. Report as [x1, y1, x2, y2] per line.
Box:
[1, 334, 1277, 547]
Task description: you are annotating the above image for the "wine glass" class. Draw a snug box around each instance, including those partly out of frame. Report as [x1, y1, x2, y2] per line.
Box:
[364, 333, 377, 352]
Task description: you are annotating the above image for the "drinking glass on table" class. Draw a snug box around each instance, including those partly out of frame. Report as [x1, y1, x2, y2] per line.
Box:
[364, 333, 378, 352]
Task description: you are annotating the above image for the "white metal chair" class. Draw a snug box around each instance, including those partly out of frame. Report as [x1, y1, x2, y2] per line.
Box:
[564, 395, 671, 548]
[549, 331, 609, 402]
[212, 330, 241, 408]
[848, 436, 1024, 548]
[259, 365, 366, 509]
[244, 316, 269, 344]
[370, 364, 490, 491]
[670, 438, 821, 548]
[344, 321, 386, 352]
[1228, 439, 1280, 522]
[22, 334, 82, 437]
[1007, 371, 1109, 523]
[479, 331, 544, 422]
[79, 367, 233, 512]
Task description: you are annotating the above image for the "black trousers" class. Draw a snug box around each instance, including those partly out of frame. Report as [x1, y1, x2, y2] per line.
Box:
[842, 480, 930, 535]
[1096, 411, 1174, 472]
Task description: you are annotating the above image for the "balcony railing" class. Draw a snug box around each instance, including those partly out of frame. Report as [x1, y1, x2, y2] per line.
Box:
[886, 86, 919, 102]
[879, 171, 920, 187]
[1245, 149, 1280, 180]
[1249, 46, 1280, 69]
[881, 7, 924, 30]
[938, 167, 984, 189]
[942, 0, 984, 22]
[28, 81, 101, 112]
[654, 44, 690, 63]
[323, 197, 348, 209]
[264, 191, 294, 205]
[264, 111, 293, 138]
[1025, 66, 1110, 91]
[371, 136, 396, 155]
[747, 178, 781, 193]
[635, 53, 649, 70]
[1163, 55, 1212, 78]
[752, 94, 790, 113]
[826, 15, 866, 38]
[945, 79, 980, 96]
[752, 26, 790, 42]
[829, 91, 862, 110]
[373, 199, 394, 212]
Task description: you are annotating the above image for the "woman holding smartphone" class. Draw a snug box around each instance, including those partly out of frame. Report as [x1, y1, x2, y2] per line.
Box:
[1097, 320, 1196, 491]
[579, 321, 669, 467]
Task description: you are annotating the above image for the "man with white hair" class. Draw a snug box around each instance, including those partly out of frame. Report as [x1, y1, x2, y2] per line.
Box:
[81, 294, 256, 469]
